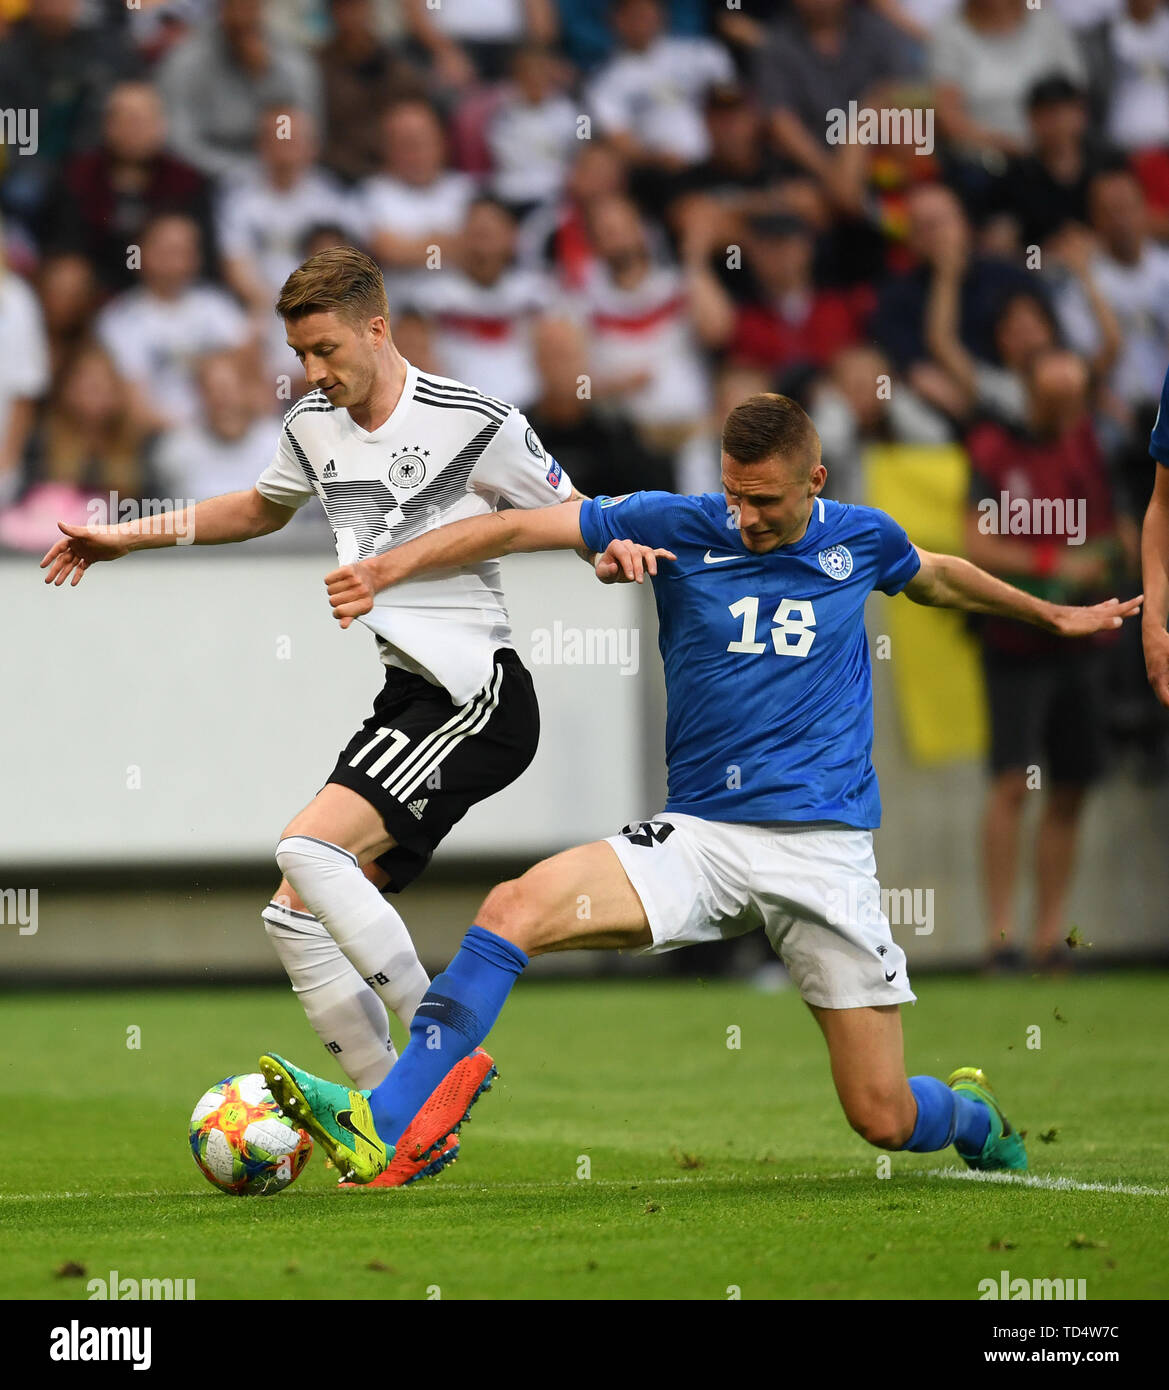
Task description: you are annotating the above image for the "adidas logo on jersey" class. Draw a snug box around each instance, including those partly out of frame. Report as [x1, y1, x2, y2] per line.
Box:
[323, 459, 337, 479]
[407, 798, 429, 820]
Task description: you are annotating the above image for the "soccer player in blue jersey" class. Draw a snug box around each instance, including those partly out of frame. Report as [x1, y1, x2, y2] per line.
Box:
[1143, 370, 1169, 708]
[260, 393, 1142, 1183]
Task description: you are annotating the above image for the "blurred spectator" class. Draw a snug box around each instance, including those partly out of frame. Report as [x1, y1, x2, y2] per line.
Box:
[404, 0, 557, 88]
[577, 192, 711, 468]
[156, 0, 321, 180]
[152, 350, 279, 501]
[517, 139, 628, 289]
[0, 342, 141, 552]
[585, 0, 735, 171]
[662, 83, 781, 217]
[809, 344, 951, 502]
[963, 348, 1131, 969]
[360, 98, 477, 306]
[930, 0, 1086, 166]
[753, 0, 911, 197]
[45, 80, 215, 293]
[95, 212, 253, 434]
[871, 182, 1035, 419]
[320, 0, 424, 184]
[1084, 0, 1169, 154]
[37, 252, 100, 380]
[218, 107, 361, 372]
[984, 77, 1120, 256]
[557, 0, 708, 73]
[0, 0, 133, 227]
[410, 197, 567, 412]
[700, 212, 873, 386]
[927, 223, 1121, 423]
[1056, 167, 1169, 421]
[487, 44, 580, 212]
[0, 225, 50, 507]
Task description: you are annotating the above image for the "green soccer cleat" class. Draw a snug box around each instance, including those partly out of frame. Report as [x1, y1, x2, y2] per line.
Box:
[948, 1066, 1028, 1172]
[259, 1052, 390, 1184]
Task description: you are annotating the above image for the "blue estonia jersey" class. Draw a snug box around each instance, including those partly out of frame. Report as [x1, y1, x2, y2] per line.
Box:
[579, 492, 921, 828]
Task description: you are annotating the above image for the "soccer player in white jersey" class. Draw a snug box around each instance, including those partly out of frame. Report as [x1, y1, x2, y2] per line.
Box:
[253, 393, 1142, 1187]
[40, 247, 652, 1186]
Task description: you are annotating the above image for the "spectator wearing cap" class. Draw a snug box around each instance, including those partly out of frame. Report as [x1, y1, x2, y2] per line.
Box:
[930, 0, 1086, 166]
[486, 45, 581, 214]
[695, 212, 872, 388]
[585, 0, 736, 173]
[0, 0, 134, 226]
[45, 80, 215, 294]
[963, 347, 1133, 970]
[156, 0, 321, 181]
[320, 0, 426, 184]
[663, 82, 784, 218]
[871, 182, 1036, 421]
[95, 212, 254, 435]
[984, 77, 1121, 256]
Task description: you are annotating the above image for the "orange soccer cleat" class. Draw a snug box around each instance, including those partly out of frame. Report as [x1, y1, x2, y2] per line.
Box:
[336, 1047, 497, 1189]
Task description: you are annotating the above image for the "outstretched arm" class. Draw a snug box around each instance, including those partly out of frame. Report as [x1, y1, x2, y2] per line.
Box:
[1141, 463, 1169, 705]
[903, 546, 1142, 636]
[39, 488, 296, 587]
[326, 501, 675, 628]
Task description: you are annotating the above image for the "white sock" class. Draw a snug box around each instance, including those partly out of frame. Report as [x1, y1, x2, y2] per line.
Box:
[262, 899, 397, 1090]
[274, 836, 432, 1029]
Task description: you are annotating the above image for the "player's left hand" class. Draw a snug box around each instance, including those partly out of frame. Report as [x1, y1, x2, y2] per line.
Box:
[325, 562, 376, 628]
[1046, 594, 1143, 637]
[594, 539, 676, 585]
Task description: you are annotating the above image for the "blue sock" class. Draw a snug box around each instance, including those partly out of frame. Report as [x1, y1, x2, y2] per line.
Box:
[368, 925, 528, 1144]
[902, 1075, 991, 1154]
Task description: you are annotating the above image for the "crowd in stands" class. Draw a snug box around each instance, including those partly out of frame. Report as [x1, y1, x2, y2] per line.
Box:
[3, 0, 1167, 962]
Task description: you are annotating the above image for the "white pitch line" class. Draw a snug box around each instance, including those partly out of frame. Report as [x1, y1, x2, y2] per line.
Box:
[924, 1166, 1169, 1198]
[1, 1170, 1164, 1200]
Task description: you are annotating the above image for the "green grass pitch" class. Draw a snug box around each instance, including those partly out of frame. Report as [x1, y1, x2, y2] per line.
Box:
[1, 972, 1166, 1300]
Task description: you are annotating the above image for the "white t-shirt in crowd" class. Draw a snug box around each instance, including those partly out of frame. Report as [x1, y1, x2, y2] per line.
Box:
[586, 36, 736, 165]
[576, 261, 711, 428]
[254, 362, 574, 702]
[96, 284, 251, 427]
[0, 270, 49, 450]
[488, 93, 580, 206]
[409, 266, 551, 411]
[359, 170, 478, 311]
[1106, 10, 1169, 150]
[425, 0, 525, 42]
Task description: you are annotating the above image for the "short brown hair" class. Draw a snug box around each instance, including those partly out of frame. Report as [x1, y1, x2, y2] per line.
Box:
[276, 246, 389, 326]
[721, 392, 820, 473]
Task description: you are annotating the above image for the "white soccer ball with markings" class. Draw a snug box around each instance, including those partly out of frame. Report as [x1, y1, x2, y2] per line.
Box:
[188, 1072, 313, 1196]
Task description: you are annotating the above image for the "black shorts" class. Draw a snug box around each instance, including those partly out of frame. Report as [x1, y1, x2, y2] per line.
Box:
[327, 649, 539, 891]
[981, 645, 1110, 785]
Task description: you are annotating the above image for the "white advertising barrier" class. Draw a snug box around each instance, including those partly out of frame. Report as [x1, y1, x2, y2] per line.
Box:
[0, 549, 656, 867]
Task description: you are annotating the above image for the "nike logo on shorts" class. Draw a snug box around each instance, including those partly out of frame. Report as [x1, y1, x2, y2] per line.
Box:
[885, 970, 897, 983]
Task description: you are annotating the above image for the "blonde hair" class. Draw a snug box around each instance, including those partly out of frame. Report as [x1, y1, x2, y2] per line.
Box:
[275, 246, 389, 326]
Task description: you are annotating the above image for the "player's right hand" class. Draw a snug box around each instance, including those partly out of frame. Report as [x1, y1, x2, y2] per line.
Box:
[594, 539, 677, 585]
[1144, 623, 1169, 709]
[39, 522, 132, 587]
[325, 562, 376, 628]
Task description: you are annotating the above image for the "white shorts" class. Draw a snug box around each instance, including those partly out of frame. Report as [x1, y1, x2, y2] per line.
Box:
[606, 814, 916, 1011]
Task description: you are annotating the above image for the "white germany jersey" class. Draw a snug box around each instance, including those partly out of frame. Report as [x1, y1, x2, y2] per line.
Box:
[255, 362, 574, 703]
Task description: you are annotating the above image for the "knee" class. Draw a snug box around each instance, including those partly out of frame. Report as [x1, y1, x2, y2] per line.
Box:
[476, 877, 540, 952]
[845, 1094, 913, 1151]
[989, 771, 1028, 810]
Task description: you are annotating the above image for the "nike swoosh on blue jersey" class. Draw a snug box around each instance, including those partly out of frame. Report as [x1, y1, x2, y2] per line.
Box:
[702, 550, 737, 564]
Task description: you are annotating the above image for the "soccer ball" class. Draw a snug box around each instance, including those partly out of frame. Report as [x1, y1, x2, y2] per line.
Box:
[189, 1072, 313, 1196]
